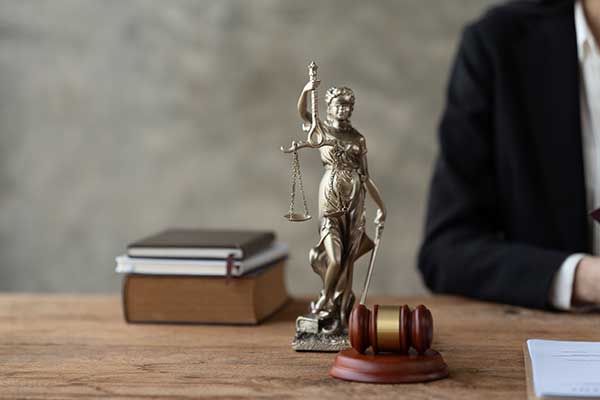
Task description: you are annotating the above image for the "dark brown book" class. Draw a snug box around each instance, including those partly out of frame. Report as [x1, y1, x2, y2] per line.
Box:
[127, 228, 275, 259]
[122, 260, 288, 324]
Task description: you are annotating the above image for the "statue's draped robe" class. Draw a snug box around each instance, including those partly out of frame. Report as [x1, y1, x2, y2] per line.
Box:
[309, 126, 374, 321]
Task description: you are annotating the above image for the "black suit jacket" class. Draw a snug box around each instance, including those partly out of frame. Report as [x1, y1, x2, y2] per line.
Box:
[418, 0, 589, 309]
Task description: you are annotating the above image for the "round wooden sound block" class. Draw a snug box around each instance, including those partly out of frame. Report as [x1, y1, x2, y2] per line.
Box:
[329, 348, 449, 384]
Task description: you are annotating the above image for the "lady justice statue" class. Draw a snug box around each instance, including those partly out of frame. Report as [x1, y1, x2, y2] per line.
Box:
[281, 62, 386, 351]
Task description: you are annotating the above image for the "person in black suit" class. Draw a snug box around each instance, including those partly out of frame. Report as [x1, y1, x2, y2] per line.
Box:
[418, 0, 600, 310]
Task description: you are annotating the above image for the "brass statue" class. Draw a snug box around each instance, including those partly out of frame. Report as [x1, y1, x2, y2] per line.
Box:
[282, 62, 386, 351]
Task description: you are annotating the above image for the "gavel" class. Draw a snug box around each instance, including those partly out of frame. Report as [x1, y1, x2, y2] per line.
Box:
[349, 303, 433, 355]
[350, 224, 434, 355]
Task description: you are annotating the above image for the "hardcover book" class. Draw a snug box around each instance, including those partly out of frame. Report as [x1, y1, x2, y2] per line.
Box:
[127, 228, 275, 259]
[122, 260, 288, 324]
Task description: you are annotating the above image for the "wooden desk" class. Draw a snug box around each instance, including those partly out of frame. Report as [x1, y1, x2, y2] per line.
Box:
[1, 294, 599, 399]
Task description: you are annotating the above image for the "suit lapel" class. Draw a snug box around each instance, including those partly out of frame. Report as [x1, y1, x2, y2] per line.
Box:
[514, 2, 588, 252]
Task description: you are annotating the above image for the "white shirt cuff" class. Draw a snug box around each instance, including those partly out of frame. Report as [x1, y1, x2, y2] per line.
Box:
[549, 253, 585, 310]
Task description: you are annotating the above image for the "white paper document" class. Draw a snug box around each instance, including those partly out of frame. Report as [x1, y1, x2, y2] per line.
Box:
[527, 339, 600, 398]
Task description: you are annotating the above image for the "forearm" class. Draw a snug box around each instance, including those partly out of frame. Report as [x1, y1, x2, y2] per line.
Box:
[365, 178, 386, 214]
[297, 91, 312, 123]
[419, 229, 570, 309]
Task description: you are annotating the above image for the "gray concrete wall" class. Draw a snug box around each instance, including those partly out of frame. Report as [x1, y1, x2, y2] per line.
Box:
[0, 0, 496, 295]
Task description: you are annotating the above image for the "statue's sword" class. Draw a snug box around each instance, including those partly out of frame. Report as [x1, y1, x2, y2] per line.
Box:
[359, 223, 384, 305]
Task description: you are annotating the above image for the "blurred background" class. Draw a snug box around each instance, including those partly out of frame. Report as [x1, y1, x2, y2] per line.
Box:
[0, 0, 496, 295]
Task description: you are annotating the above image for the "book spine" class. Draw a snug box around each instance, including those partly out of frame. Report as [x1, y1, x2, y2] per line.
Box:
[122, 275, 131, 323]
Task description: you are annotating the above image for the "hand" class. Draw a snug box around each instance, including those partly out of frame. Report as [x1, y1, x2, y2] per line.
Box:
[303, 80, 320, 92]
[573, 256, 600, 305]
[374, 208, 386, 225]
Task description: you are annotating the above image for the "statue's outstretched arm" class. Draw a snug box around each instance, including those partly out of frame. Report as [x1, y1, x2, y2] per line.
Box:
[297, 80, 320, 124]
[297, 88, 311, 124]
[366, 177, 386, 222]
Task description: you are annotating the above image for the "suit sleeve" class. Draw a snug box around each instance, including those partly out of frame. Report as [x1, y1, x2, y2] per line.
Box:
[417, 24, 570, 310]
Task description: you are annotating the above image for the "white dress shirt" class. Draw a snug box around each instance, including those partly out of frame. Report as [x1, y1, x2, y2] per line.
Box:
[549, 0, 600, 310]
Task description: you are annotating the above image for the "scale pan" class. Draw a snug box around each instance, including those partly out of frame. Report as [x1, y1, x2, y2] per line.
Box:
[283, 212, 312, 222]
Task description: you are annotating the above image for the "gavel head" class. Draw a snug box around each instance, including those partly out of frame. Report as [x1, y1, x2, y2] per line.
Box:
[349, 304, 433, 355]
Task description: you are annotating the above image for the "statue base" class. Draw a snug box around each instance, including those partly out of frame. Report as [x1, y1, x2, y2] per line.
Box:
[329, 348, 449, 383]
[292, 331, 349, 352]
[292, 314, 349, 352]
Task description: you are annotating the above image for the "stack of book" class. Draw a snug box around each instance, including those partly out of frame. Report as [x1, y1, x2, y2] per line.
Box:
[115, 229, 289, 324]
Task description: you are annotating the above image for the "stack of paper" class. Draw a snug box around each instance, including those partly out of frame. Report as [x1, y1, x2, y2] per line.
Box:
[526, 339, 600, 399]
